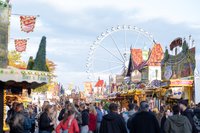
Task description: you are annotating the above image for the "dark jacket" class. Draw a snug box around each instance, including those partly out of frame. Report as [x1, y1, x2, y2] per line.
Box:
[127, 111, 161, 133]
[10, 111, 31, 133]
[81, 109, 89, 126]
[182, 108, 197, 133]
[100, 112, 127, 133]
[161, 116, 167, 133]
[193, 108, 200, 132]
[58, 108, 66, 121]
[39, 112, 54, 132]
[164, 114, 192, 133]
[7, 108, 16, 133]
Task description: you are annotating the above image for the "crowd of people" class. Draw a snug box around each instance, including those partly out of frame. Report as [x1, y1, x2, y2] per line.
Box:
[5, 99, 200, 133]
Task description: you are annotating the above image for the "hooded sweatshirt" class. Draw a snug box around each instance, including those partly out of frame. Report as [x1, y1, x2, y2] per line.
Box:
[164, 114, 192, 133]
[100, 112, 127, 133]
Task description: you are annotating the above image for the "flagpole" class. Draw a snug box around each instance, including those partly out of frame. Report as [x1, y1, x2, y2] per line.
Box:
[11, 13, 40, 17]
[10, 38, 30, 40]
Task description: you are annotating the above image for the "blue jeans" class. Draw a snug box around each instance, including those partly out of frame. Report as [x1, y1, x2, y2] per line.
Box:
[81, 125, 89, 133]
[39, 131, 51, 133]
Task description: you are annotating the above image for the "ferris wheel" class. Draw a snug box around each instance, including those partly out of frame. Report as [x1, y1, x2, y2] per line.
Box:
[86, 25, 156, 82]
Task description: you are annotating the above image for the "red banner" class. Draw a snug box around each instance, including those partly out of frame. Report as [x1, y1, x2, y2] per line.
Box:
[15, 39, 27, 52]
[20, 16, 36, 33]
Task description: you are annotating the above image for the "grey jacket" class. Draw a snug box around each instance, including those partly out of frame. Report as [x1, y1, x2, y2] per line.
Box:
[164, 114, 192, 133]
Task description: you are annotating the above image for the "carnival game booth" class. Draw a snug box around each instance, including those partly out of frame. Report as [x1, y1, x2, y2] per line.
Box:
[161, 37, 195, 105]
[0, 67, 50, 132]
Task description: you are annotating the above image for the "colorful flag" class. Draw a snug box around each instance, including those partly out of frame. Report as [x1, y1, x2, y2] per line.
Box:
[14, 39, 27, 52]
[84, 82, 93, 95]
[20, 16, 36, 33]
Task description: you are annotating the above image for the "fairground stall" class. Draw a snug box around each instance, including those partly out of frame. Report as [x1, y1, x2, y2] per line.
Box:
[0, 67, 50, 132]
[161, 37, 195, 105]
[124, 43, 164, 109]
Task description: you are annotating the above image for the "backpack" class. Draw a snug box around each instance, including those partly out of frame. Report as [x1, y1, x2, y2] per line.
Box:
[23, 116, 32, 130]
[60, 118, 74, 133]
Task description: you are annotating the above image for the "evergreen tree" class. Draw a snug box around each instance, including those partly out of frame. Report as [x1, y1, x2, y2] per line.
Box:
[27, 56, 34, 70]
[163, 48, 169, 62]
[182, 40, 189, 53]
[32, 36, 49, 71]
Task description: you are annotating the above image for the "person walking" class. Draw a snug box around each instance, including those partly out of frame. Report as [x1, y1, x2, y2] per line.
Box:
[6, 102, 18, 133]
[95, 104, 103, 133]
[127, 101, 161, 133]
[39, 105, 54, 133]
[58, 100, 70, 121]
[56, 109, 79, 133]
[100, 103, 127, 133]
[164, 105, 192, 133]
[80, 103, 89, 133]
[9, 103, 32, 133]
[161, 109, 171, 133]
[179, 100, 197, 133]
[123, 103, 136, 133]
[88, 105, 97, 133]
[193, 105, 200, 132]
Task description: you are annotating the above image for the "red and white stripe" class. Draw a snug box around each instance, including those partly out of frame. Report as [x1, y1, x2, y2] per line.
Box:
[15, 39, 27, 52]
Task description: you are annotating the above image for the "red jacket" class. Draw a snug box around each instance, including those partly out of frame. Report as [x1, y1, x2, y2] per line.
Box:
[88, 113, 97, 131]
[56, 116, 79, 133]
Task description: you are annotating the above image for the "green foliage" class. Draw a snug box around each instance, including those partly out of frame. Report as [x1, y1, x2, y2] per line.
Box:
[32, 36, 49, 72]
[33, 84, 48, 93]
[27, 56, 34, 70]
[163, 48, 169, 62]
[103, 102, 110, 111]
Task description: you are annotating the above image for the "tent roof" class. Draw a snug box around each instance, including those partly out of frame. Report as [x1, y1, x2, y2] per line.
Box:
[95, 80, 104, 87]
[0, 67, 50, 89]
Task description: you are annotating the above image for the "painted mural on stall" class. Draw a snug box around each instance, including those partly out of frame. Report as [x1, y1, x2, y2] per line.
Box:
[161, 38, 195, 80]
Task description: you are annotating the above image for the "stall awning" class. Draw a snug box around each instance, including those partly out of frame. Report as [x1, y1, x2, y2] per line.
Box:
[0, 68, 50, 89]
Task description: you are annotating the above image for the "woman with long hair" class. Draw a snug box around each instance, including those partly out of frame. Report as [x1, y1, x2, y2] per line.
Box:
[88, 105, 97, 133]
[56, 109, 79, 133]
[52, 105, 59, 133]
[39, 105, 54, 133]
[68, 103, 82, 127]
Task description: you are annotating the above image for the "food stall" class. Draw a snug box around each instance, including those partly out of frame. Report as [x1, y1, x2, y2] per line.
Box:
[0, 67, 50, 132]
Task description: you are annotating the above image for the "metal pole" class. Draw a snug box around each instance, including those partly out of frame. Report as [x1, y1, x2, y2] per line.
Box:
[0, 82, 5, 133]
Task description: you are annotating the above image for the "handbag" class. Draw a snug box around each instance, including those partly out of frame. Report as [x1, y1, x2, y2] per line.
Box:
[61, 118, 74, 133]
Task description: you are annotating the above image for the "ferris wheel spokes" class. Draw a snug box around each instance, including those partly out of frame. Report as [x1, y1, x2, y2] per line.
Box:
[86, 25, 157, 81]
[109, 34, 126, 62]
[99, 44, 124, 63]
[93, 58, 123, 65]
[93, 65, 122, 74]
[133, 32, 141, 48]
[124, 30, 127, 58]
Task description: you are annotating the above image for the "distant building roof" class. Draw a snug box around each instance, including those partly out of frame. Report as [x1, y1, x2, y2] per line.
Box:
[131, 49, 143, 69]
[95, 80, 104, 87]
[147, 44, 164, 66]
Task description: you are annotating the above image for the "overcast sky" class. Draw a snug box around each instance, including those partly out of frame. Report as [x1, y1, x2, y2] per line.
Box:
[9, 0, 200, 89]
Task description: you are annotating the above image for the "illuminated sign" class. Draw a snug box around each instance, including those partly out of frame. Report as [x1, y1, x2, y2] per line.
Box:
[170, 80, 193, 86]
